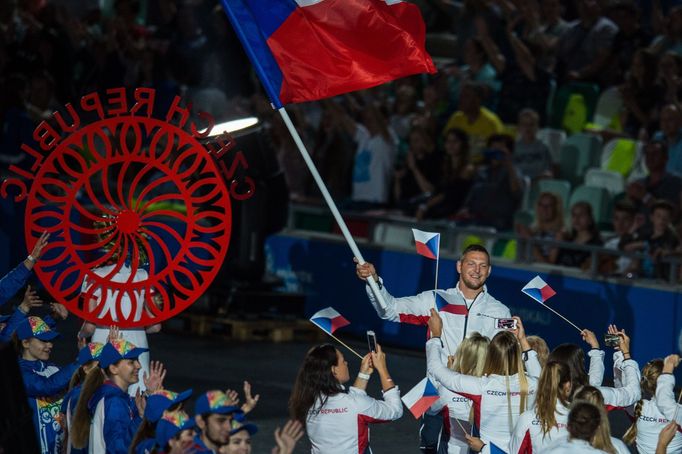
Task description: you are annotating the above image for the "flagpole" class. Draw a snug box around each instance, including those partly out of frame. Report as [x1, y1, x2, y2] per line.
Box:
[434, 256, 439, 292]
[323, 332, 363, 360]
[537, 301, 582, 333]
[278, 107, 388, 311]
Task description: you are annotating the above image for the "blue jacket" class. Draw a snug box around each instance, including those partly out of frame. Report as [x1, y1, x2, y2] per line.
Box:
[88, 381, 142, 454]
[0, 262, 31, 307]
[191, 433, 215, 454]
[60, 385, 88, 454]
[135, 438, 156, 454]
[19, 358, 78, 454]
[0, 307, 27, 342]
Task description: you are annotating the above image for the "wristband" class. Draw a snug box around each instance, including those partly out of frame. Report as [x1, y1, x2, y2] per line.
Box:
[386, 378, 393, 382]
[357, 372, 371, 380]
[26, 255, 37, 263]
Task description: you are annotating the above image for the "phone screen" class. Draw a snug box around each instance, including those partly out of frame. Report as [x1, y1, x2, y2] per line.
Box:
[367, 330, 377, 352]
[496, 318, 518, 330]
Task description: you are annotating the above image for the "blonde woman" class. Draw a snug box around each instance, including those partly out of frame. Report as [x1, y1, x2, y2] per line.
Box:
[509, 361, 572, 452]
[623, 358, 682, 453]
[573, 386, 629, 454]
[427, 310, 540, 453]
[431, 332, 490, 453]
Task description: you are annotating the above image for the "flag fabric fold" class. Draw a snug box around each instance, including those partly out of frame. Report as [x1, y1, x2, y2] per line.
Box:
[522, 276, 556, 304]
[401, 377, 440, 418]
[220, 0, 436, 108]
[433, 292, 468, 316]
[309, 307, 350, 334]
[412, 229, 440, 260]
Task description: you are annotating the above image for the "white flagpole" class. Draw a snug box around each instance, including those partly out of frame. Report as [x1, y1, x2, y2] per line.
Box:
[434, 255, 439, 291]
[278, 107, 388, 310]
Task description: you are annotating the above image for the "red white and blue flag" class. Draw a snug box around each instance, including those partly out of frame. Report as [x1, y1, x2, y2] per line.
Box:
[434, 292, 468, 316]
[401, 377, 440, 418]
[309, 307, 350, 334]
[490, 442, 508, 454]
[220, 0, 436, 108]
[522, 276, 556, 304]
[412, 229, 440, 260]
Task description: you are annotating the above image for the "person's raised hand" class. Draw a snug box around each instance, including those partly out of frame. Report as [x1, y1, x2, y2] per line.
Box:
[50, 302, 69, 320]
[143, 360, 166, 393]
[354, 257, 378, 282]
[447, 355, 456, 369]
[241, 381, 260, 414]
[134, 388, 146, 417]
[581, 329, 600, 349]
[370, 344, 388, 375]
[272, 419, 304, 454]
[77, 335, 87, 351]
[511, 316, 526, 340]
[19, 285, 43, 313]
[360, 353, 375, 376]
[107, 325, 121, 343]
[663, 354, 680, 374]
[428, 308, 443, 338]
[30, 231, 50, 260]
[657, 421, 678, 453]
[225, 389, 240, 407]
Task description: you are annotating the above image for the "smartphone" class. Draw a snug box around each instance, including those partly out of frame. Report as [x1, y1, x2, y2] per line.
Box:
[604, 333, 621, 348]
[496, 318, 518, 330]
[367, 330, 377, 352]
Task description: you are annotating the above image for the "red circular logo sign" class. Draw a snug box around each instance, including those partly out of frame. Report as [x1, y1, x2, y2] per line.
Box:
[22, 114, 232, 327]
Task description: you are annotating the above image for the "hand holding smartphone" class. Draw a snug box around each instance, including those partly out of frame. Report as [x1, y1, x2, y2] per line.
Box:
[496, 318, 518, 330]
[367, 330, 377, 352]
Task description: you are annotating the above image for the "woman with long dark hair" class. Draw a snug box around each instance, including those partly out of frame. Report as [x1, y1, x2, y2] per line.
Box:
[288, 343, 402, 453]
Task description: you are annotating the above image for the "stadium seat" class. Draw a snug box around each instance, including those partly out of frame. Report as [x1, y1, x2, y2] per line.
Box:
[600, 138, 641, 178]
[537, 128, 567, 164]
[590, 86, 624, 131]
[568, 185, 612, 227]
[537, 178, 572, 210]
[455, 228, 496, 254]
[549, 82, 600, 133]
[372, 222, 415, 248]
[585, 168, 624, 195]
[492, 238, 517, 261]
[560, 133, 603, 185]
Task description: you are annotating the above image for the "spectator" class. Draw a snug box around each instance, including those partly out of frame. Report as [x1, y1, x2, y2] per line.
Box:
[620, 49, 662, 136]
[602, 201, 638, 276]
[657, 52, 682, 105]
[650, 5, 682, 56]
[456, 134, 524, 230]
[393, 126, 442, 215]
[653, 104, 682, 176]
[556, 0, 618, 86]
[536, 0, 571, 72]
[447, 38, 500, 107]
[607, 1, 653, 87]
[626, 140, 682, 211]
[416, 128, 474, 220]
[517, 192, 565, 263]
[289, 344, 402, 453]
[625, 200, 679, 279]
[514, 108, 554, 180]
[442, 82, 504, 153]
[389, 84, 419, 143]
[550, 201, 603, 270]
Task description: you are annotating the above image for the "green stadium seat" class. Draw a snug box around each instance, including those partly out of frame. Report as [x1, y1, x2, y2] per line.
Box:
[569, 185, 612, 227]
[550, 83, 600, 133]
[537, 178, 572, 210]
[600, 138, 640, 178]
[585, 168, 624, 195]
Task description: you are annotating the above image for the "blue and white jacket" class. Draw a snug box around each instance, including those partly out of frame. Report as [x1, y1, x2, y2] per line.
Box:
[88, 381, 142, 454]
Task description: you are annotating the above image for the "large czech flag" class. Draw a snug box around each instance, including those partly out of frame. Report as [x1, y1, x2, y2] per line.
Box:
[220, 0, 436, 108]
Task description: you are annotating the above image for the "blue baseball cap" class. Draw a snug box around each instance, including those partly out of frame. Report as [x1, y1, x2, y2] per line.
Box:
[16, 316, 60, 341]
[229, 418, 258, 436]
[98, 339, 148, 369]
[145, 388, 193, 423]
[155, 411, 195, 448]
[77, 342, 105, 366]
[194, 390, 241, 416]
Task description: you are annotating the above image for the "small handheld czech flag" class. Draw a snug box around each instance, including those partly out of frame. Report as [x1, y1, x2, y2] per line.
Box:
[401, 377, 440, 419]
[412, 229, 440, 260]
[309, 307, 350, 335]
[522, 276, 556, 304]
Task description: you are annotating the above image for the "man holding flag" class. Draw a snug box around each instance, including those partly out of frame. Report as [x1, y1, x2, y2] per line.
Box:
[355, 243, 511, 452]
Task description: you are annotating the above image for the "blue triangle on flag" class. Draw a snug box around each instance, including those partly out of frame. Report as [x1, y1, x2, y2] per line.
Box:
[311, 317, 332, 334]
[423, 378, 439, 397]
[434, 292, 448, 311]
[523, 287, 543, 302]
[490, 442, 507, 454]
